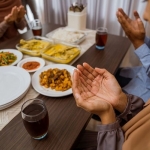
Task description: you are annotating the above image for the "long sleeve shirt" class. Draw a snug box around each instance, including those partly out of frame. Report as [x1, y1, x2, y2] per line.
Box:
[119, 37, 150, 102]
[0, 19, 26, 42]
[97, 94, 145, 150]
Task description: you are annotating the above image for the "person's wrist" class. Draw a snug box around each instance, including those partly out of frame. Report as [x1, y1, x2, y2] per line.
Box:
[99, 104, 116, 125]
[16, 18, 22, 23]
[114, 92, 127, 113]
[133, 40, 145, 49]
[4, 19, 13, 25]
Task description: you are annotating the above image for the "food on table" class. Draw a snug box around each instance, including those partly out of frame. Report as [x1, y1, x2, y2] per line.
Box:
[22, 61, 40, 70]
[19, 39, 50, 51]
[0, 51, 17, 66]
[51, 28, 85, 43]
[39, 68, 72, 91]
[16, 39, 51, 56]
[42, 43, 80, 63]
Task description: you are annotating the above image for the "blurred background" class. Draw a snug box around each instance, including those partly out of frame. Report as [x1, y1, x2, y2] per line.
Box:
[21, 0, 147, 35]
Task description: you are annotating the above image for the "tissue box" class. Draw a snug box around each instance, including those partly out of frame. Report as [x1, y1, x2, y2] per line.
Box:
[67, 7, 87, 30]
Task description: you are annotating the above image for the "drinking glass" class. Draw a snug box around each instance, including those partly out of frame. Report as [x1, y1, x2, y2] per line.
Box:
[95, 27, 108, 50]
[31, 19, 42, 36]
[21, 99, 49, 140]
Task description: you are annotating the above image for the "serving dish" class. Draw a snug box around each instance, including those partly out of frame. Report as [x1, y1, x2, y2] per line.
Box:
[41, 42, 81, 64]
[0, 49, 23, 66]
[46, 27, 87, 45]
[17, 57, 45, 73]
[32, 64, 76, 97]
[16, 36, 53, 57]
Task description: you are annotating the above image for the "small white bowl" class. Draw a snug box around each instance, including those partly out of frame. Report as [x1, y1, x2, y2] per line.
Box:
[17, 57, 45, 73]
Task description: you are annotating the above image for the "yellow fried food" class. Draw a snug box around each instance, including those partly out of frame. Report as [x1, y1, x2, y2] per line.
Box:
[19, 39, 50, 51]
[44, 44, 80, 60]
[39, 68, 72, 91]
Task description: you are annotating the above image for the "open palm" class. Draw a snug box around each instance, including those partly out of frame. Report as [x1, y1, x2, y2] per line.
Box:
[72, 69, 111, 116]
[76, 63, 124, 109]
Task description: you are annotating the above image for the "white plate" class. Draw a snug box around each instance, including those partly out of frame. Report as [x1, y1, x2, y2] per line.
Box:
[0, 85, 30, 110]
[0, 66, 31, 107]
[0, 49, 23, 66]
[32, 64, 76, 97]
[17, 57, 45, 73]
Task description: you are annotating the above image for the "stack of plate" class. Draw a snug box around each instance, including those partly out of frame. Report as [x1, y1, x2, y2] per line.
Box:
[0, 66, 31, 110]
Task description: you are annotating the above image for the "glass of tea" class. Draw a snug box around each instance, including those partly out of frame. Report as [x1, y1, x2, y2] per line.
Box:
[95, 27, 108, 50]
[21, 99, 49, 140]
[31, 19, 42, 36]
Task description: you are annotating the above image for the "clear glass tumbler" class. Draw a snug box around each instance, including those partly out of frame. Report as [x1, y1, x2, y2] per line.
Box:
[95, 27, 108, 50]
[31, 19, 42, 36]
[21, 99, 49, 140]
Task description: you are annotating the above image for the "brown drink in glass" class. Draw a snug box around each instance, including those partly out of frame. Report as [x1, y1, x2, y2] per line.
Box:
[96, 27, 108, 50]
[32, 27, 42, 36]
[31, 19, 42, 36]
[21, 99, 49, 140]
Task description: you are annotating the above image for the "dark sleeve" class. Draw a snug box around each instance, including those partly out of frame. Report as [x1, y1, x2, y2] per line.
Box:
[117, 94, 145, 126]
[97, 94, 145, 150]
[0, 21, 9, 38]
[97, 121, 124, 150]
[15, 18, 27, 30]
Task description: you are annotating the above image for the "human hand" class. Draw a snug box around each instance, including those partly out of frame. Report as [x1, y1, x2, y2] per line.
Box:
[75, 63, 127, 113]
[17, 5, 26, 21]
[72, 69, 116, 124]
[116, 8, 145, 49]
[4, 6, 18, 23]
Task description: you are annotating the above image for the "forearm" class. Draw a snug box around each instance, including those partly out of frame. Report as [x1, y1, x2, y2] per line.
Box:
[99, 104, 116, 125]
[0, 21, 9, 38]
[114, 92, 128, 113]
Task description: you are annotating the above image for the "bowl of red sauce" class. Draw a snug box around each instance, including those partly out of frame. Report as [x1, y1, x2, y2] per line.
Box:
[17, 57, 45, 73]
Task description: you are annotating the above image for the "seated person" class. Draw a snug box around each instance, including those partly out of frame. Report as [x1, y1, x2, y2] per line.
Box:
[72, 62, 150, 150]
[0, 0, 26, 42]
[115, 0, 150, 102]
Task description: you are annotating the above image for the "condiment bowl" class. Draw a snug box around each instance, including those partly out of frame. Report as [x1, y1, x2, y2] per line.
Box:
[17, 57, 45, 73]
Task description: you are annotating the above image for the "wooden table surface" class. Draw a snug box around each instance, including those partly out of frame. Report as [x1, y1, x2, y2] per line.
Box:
[0, 23, 131, 150]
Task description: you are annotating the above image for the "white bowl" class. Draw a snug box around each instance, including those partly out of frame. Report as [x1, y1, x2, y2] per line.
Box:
[17, 57, 45, 73]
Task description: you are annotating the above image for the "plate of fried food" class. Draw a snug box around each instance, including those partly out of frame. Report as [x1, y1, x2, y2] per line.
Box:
[0, 49, 23, 66]
[32, 64, 76, 97]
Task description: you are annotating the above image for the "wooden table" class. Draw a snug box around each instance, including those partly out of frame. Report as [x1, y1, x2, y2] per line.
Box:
[0, 23, 131, 150]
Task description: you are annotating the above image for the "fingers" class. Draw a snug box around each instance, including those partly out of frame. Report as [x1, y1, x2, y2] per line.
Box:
[11, 6, 18, 14]
[83, 63, 99, 78]
[95, 68, 113, 80]
[134, 11, 140, 20]
[134, 11, 145, 34]
[77, 65, 93, 87]
[117, 8, 129, 20]
[18, 5, 26, 13]
[72, 70, 81, 101]
[11, 6, 18, 19]
[72, 70, 89, 100]
[72, 70, 88, 108]
[77, 63, 99, 85]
